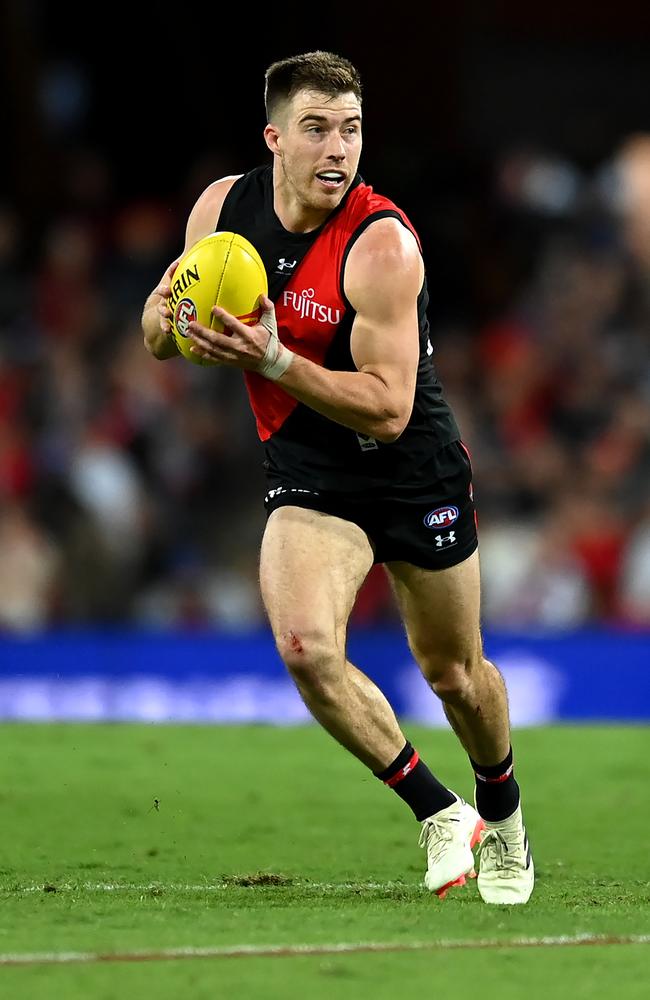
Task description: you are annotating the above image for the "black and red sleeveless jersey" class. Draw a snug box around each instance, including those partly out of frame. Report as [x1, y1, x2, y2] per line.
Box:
[217, 166, 459, 493]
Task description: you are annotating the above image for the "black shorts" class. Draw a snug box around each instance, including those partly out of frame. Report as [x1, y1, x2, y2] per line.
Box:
[263, 440, 478, 571]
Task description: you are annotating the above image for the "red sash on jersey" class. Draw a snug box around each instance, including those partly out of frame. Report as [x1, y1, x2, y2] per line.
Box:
[244, 183, 419, 441]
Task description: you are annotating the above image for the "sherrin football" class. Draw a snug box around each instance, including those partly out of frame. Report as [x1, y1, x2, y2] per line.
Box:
[168, 231, 268, 366]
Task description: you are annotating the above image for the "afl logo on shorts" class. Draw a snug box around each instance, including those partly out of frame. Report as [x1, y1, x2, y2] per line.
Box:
[423, 505, 459, 529]
[174, 298, 197, 337]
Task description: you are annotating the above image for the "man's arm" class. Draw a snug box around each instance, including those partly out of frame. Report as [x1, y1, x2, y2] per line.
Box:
[279, 218, 422, 441]
[141, 175, 241, 359]
[188, 218, 423, 442]
[141, 257, 182, 359]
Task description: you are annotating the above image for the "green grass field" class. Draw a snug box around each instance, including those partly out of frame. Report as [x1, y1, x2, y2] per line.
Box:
[0, 723, 648, 998]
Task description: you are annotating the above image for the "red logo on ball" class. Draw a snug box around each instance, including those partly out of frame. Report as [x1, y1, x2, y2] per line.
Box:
[174, 298, 197, 337]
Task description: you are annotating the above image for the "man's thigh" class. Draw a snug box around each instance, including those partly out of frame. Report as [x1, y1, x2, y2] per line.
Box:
[386, 549, 482, 661]
[260, 506, 375, 642]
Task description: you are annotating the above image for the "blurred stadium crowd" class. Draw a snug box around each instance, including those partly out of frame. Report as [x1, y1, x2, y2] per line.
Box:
[1, 134, 649, 634]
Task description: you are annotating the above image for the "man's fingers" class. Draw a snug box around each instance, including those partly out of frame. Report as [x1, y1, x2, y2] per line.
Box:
[151, 260, 180, 300]
[189, 342, 237, 363]
[211, 305, 243, 332]
[158, 301, 172, 333]
[189, 323, 233, 351]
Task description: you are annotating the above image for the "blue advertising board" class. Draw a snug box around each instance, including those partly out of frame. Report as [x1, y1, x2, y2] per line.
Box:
[0, 628, 648, 723]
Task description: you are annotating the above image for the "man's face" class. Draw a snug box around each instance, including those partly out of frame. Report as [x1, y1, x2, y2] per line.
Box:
[270, 89, 362, 212]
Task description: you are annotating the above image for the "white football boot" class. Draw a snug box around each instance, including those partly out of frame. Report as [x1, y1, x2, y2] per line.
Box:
[476, 803, 534, 904]
[419, 795, 485, 899]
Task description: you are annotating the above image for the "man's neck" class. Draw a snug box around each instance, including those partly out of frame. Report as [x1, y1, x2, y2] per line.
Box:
[272, 168, 330, 234]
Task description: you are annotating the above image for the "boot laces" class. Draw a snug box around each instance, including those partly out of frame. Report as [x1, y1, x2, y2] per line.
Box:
[478, 828, 522, 877]
[418, 815, 459, 865]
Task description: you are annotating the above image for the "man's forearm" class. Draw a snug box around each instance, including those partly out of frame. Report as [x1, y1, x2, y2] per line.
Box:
[276, 353, 408, 443]
[142, 298, 179, 360]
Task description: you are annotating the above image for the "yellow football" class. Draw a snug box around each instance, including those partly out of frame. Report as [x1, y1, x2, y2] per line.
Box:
[168, 231, 268, 366]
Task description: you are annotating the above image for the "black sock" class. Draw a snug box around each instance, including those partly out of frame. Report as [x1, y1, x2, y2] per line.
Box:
[470, 746, 520, 822]
[374, 741, 456, 821]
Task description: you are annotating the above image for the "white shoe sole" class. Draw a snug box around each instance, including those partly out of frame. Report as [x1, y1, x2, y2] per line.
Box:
[425, 813, 485, 900]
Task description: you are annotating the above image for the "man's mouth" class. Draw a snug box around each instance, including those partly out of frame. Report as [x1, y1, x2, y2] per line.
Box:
[316, 171, 346, 188]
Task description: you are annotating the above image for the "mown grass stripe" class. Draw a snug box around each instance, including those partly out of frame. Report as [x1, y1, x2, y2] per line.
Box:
[1, 934, 649, 967]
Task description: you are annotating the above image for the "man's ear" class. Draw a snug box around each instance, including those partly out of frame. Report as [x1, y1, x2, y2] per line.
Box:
[264, 124, 281, 156]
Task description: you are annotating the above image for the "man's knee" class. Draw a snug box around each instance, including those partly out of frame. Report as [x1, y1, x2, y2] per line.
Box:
[412, 640, 486, 703]
[275, 627, 343, 695]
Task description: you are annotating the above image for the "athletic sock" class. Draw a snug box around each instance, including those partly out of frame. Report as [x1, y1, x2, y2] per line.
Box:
[470, 746, 520, 822]
[374, 741, 456, 821]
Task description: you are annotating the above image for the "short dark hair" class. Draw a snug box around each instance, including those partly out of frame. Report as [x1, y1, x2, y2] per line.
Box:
[264, 51, 362, 122]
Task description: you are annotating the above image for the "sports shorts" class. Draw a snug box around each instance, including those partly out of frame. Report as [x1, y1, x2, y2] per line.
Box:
[263, 440, 478, 571]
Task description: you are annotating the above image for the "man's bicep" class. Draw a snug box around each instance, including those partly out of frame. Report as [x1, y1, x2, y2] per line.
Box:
[183, 175, 241, 252]
[350, 303, 419, 381]
[346, 218, 422, 381]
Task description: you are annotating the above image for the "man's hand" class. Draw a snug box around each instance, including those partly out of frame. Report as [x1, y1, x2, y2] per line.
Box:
[188, 295, 294, 380]
[142, 258, 181, 359]
[153, 258, 180, 336]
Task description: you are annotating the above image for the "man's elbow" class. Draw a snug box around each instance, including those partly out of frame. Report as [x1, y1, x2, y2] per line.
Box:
[375, 423, 406, 444]
[373, 409, 411, 444]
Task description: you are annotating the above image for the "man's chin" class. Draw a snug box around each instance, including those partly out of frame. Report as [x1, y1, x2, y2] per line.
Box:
[310, 183, 348, 209]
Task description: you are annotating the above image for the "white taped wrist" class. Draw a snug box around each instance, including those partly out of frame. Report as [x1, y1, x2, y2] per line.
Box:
[260, 343, 294, 380]
[257, 304, 294, 381]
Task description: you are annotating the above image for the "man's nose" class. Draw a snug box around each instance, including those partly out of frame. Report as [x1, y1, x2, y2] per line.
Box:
[325, 134, 346, 160]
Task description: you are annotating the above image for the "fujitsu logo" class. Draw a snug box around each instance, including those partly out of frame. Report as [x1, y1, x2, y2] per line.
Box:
[283, 288, 342, 325]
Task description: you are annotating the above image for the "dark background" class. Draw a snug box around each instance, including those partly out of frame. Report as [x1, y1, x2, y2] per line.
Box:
[6, 2, 650, 322]
[1, 2, 649, 631]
